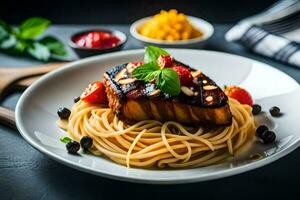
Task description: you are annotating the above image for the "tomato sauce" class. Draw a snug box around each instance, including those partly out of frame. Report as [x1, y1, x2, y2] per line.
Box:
[73, 31, 120, 49]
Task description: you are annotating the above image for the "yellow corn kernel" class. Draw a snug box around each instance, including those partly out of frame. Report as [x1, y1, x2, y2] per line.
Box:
[182, 31, 190, 40]
[138, 9, 203, 41]
[169, 9, 178, 15]
[172, 32, 180, 40]
[162, 25, 171, 33]
[160, 10, 168, 15]
[177, 13, 186, 22]
[140, 29, 150, 37]
[173, 23, 183, 31]
[166, 35, 175, 41]
[157, 30, 166, 38]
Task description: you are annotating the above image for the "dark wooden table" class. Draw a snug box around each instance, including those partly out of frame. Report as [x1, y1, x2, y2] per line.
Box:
[1, 24, 300, 200]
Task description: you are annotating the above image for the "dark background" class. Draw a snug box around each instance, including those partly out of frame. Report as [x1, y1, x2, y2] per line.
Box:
[3, 1, 300, 200]
[2, 0, 277, 24]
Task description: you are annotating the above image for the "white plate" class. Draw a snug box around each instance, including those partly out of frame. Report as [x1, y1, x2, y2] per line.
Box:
[16, 49, 300, 184]
[130, 16, 214, 48]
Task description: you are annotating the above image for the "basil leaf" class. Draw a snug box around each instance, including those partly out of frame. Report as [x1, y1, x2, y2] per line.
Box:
[133, 61, 160, 81]
[156, 68, 180, 96]
[19, 17, 50, 39]
[0, 35, 17, 49]
[144, 70, 161, 82]
[0, 29, 8, 41]
[0, 18, 69, 62]
[40, 36, 67, 56]
[12, 40, 27, 52]
[27, 42, 51, 61]
[0, 22, 9, 41]
[60, 136, 72, 144]
[144, 46, 169, 63]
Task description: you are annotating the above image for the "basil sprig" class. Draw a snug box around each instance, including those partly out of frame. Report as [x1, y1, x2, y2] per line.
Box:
[144, 46, 169, 63]
[155, 68, 181, 96]
[19, 17, 50, 39]
[0, 17, 68, 61]
[60, 136, 72, 144]
[133, 46, 181, 96]
[132, 61, 160, 81]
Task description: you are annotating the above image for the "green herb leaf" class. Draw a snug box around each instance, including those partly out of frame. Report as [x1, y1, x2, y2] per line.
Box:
[60, 136, 72, 144]
[0, 20, 10, 41]
[156, 68, 180, 96]
[40, 36, 67, 56]
[0, 35, 17, 49]
[133, 46, 181, 96]
[144, 46, 169, 63]
[133, 61, 160, 81]
[19, 17, 50, 39]
[0, 18, 68, 61]
[27, 42, 51, 61]
[15, 40, 27, 52]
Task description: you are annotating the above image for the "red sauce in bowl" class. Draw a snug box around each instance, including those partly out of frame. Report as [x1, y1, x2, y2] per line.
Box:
[73, 31, 121, 49]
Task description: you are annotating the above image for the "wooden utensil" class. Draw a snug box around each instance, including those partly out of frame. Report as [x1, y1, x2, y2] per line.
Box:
[13, 76, 42, 90]
[0, 106, 15, 129]
[0, 62, 66, 99]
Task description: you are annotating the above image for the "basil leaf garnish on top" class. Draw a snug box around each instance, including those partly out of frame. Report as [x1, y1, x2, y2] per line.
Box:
[144, 46, 170, 63]
[133, 46, 181, 96]
[155, 68, 181, 96]
[133, 61, 160, 81]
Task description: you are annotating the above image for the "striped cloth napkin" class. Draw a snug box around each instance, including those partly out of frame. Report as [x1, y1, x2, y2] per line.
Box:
[225, 23, 300, 67]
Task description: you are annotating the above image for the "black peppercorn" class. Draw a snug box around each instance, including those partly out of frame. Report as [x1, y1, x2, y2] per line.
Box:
[252, 104, 262, 115]
[80, 136, 93, 149]
[57, 107, 71, 119]
[270, 106, 280, 117]
[66, 141, 80, 154]
[261, 131, 276, 144]
[256, 125, 269, 138]
[73, 96, 81, 103]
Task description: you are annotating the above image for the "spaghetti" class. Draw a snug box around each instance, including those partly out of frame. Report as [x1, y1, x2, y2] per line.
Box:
[59, 98, 255, 168]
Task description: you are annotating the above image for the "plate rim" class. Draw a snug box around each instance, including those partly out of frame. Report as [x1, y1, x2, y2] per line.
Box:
[15, 49, 300, 184]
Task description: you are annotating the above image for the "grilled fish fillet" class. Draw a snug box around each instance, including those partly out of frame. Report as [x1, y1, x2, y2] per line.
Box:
[103, 61, 232, 126]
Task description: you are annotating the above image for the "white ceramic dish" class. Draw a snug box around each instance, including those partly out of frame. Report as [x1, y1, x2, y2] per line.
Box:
[16, 49, 300, 184]
[130, 16, 214, 48]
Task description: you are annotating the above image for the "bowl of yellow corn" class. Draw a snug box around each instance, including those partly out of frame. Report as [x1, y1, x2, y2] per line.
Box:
[130, 9, 214, 47]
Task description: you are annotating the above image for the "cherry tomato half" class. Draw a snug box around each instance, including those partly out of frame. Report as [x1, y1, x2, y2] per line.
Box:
[81, 81, 108, 104]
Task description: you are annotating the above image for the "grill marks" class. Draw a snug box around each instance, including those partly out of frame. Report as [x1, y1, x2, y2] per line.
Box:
[104, 62, 232, 126]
